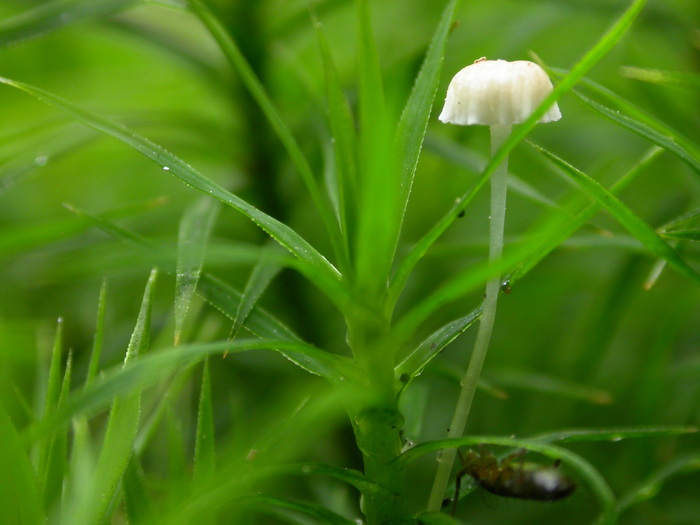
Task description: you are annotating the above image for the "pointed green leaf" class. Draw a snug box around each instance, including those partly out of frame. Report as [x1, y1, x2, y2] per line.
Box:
[24, 338, 353, 443]
[42, 318, 64, 419]
[230, 244, 283, 339]
[390, 243, 532, 347]
[187, 0, 348, 271]
[0, 404, 42, 525]
[164, 404, 188, 506]
[661, 229, 700, 241]
[64, 200, 356, 318]
[353, 0, 399, 296]
[396, 309, 481, 381]
[532, 426, 698, 444]
[488, 369, 613, 405]
[396, 0, 461, 217]
[0, 76, 341, 284]
[0, 198, 166, 259]
[36, 318, 63, 507]
[41, 350, 72, 511]
[510, 146, 663, 284]
[198, 274, 302, 343]
[70, 269, 157, 525]
[122, 455, 156, 525]
[621, 66, 700, 88]
[175, 198, 220, 345]
[660, 207, 700, 232]
[0, 122, 96, 199]
[62, 204, 314, 350]
[534, 143, 700, 285]
[85, 279, 107, 389]
[194, 360, 215, 482]
[263, 462, 379, 495]
[312, 8, 357, 242]
[574, 87, 700, 175]
[0, 0, 137, 47]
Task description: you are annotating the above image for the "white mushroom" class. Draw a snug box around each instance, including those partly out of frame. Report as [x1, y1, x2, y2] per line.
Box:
[438, 58, 561, 126]
[428, 58, 562, 511]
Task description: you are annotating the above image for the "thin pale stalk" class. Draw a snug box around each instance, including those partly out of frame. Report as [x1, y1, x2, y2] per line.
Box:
[427, 124, 511, 511]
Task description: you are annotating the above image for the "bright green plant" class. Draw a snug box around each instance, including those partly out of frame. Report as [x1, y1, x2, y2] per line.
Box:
[1, 0, 699, 524]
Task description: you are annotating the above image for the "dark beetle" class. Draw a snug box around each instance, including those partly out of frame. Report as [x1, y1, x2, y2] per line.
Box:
[452, 448, 575, 514]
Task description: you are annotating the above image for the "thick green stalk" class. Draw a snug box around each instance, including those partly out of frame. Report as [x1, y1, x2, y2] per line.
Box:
[427, 124, 511, 512]
[346, 310, 407, 523]
[353, 402, 406, 524]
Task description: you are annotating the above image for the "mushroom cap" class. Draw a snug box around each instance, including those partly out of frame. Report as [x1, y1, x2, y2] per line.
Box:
[438, 59, 561, 126]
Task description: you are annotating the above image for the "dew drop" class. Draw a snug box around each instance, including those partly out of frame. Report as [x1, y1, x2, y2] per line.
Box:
[162, 166, 170, 171]
[34, 155, 49, 166]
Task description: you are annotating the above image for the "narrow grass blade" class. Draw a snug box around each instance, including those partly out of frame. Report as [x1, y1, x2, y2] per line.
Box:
[574, 88, 700, 175]
[395, 309, 481, 381]
[264, 462, 379, 495]
[194, 360, 215, 482]
[175, 198, 220, 345]
[122, 456, 156, 525]
[70, 269, 157, 525]
[311, 7, 358, 244]
[396, 0, 461, 220]
[246, 494, 356, 525]
[64, 201, 355, 318]
[41, 350, 72, 511]
[510, 146, 663, 284]
[85, 279, 107, 389]
[488, 369, 613, 405]
[353, 0, 399, 296]
[390, 243, 533, 348]
[661, 229, 700, 241]
[61, 204, 310, 346]
[0, 76, 341, 283]
[618, 453, 700, 513]
[230, 244, 283, 340]
[532, 427, 698, 444]
[620, 66, 700, 89]
[0, 198, 166, 259]
[389, 0, 649, 308]
[0, 404, 43, 525]
[0, 0, 137, 47]
[42, 318, 64, 419]
[533, 143, 700, 284]
[660, 207, 700, 232]
[399, 435, 617, 525]
[164, 404, 188, 508]
[0, 123, 96, 198]
[36, 318, 63, 506]
[187, 0, 348, 272]
[24, 338, 354, 443]
[198, 275, 302, 343]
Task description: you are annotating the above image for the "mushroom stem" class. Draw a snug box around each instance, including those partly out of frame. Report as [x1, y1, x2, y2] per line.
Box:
[427, 124, 512, 512]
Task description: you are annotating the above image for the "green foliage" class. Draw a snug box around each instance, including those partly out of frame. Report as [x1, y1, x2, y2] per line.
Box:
[1, 0, 699, 524]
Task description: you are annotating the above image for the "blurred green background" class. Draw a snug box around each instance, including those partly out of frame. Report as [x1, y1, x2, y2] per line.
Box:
[0, 0, 699, 523]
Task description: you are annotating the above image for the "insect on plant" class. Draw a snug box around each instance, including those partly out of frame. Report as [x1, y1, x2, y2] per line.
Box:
[451, 447, 576, 515]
